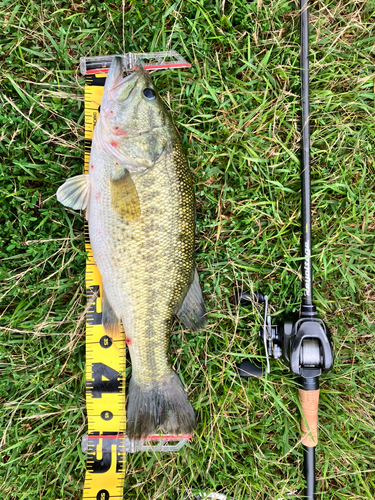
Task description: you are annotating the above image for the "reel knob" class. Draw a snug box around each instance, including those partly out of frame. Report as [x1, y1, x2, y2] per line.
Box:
[237, 359, 265, 378]
[234, 291, 265, 306]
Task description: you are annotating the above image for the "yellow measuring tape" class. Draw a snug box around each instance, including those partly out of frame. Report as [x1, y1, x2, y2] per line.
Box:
[83, 72, 127, 500]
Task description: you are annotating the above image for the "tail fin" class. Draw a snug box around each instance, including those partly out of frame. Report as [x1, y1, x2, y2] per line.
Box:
[127, 370, 196, 440]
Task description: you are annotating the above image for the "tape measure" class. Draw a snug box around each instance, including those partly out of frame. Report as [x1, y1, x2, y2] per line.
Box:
[80, 53, 192, 500]
[83, 71, 127, 500]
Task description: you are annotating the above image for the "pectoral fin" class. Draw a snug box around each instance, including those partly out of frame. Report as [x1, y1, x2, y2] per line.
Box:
[176, 268, 207, 331]
[110, 169, 140, 221]
[102, 289, 121, 339]
[56, 174, 90, 210]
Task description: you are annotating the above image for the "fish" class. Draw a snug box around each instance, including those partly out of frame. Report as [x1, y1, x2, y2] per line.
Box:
[56, 56, 207, 440]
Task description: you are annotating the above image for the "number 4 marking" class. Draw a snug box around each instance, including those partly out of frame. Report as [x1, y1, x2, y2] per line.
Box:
[88, 363, 122, 398]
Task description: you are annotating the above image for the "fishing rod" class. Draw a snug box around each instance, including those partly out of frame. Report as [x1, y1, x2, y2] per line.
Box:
[236, 1, 334, 499]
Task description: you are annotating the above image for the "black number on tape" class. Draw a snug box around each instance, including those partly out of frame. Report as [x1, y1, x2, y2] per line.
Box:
[88, 363, 122, 398]
[87, 437, 125, 474]
[86, 73, 107, 87]
[96, 490, 109, 500]
[101, 410, 113, 421]
[99, 335, 113, 349]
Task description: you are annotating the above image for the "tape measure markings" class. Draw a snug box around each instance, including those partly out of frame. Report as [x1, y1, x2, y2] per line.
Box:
[82, 70, 126, 500]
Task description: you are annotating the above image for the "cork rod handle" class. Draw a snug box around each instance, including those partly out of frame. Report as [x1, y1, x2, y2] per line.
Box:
[298, 388, 319, 447]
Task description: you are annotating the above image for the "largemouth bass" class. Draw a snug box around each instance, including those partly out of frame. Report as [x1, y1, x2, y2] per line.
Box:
[57, 57, 206, 440]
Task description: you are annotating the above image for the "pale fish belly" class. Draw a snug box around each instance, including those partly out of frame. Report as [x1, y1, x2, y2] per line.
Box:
[88, 143, 195, 386]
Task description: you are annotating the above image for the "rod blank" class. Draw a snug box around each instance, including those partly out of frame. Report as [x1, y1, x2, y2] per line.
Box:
[303, 446, 315, 499]
[300, 0, 313, 306]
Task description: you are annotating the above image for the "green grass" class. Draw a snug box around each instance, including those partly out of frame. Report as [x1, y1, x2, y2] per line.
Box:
[1, 0, 375, 498]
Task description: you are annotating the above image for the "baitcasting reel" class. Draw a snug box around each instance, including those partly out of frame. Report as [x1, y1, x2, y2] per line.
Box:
[236, 291, 334, 382]
[235, 291, 335, 499]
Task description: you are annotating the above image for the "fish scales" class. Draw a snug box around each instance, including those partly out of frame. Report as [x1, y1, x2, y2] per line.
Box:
[89, 142, 195, 384]
[57, 57, 206, 439]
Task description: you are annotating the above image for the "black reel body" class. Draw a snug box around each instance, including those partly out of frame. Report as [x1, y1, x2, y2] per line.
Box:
[236, 292, 334, 378]
[286, 317, 333, 378]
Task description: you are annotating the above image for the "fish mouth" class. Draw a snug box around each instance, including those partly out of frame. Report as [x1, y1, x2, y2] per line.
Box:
[103, 58, 146, 105]
[109, 69, 139, 98]
[105, 57, 139, 91]
[108, 64, 151, 101]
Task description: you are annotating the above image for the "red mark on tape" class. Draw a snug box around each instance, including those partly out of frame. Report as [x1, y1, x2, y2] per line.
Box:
[90, 164, 94, 169]
[126, 337, 132, 346]
[95, 192, 101, 200]
[110, 141, 118, 148]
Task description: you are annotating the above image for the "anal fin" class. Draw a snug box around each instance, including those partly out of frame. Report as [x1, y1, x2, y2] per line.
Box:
[176, 268, 207, 331]
[102, 289, 121, 339]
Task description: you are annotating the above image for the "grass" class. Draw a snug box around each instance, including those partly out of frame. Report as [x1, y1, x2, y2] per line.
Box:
[1, 0, 375, 498]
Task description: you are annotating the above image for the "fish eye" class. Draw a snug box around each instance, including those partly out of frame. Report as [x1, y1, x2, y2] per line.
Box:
[143, 88, 156, 100]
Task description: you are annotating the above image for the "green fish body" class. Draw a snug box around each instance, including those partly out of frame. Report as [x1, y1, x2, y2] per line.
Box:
[57, 57, 206, 439]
